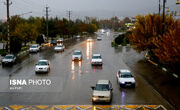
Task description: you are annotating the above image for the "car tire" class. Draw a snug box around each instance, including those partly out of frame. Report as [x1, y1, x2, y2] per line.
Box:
[92, 101, 95, 105]
[132, 84, 136, 88]
[109, 98, 112, 104]
[120, 84, 123, 88]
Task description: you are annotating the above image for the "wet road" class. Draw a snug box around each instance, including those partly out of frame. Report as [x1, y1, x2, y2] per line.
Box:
[0, 32, 173, 109]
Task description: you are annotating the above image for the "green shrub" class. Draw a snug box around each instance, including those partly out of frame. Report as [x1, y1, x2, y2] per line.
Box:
[114, 32, 130, 46]
[111, 41, 118, 47]
[36, 35, 45, 45]
[115, 34, 124, 45]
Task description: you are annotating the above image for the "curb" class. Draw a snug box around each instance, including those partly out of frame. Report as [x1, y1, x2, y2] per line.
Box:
[16, 50, 29, 59]
[145, 57, 179, 79]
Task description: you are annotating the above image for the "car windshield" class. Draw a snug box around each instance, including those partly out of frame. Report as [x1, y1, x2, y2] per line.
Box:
[92, 56, 101, 59]
[31, 45, 38, 48]
[73, 51, 81, 55]
[57, 45, 63, 47]
[95, 84, 109, 91]
[51, 40, 56, 43]
[121, 72, 133, 78]
[37, 61, 48, 65]
[4, 55, 13, 59]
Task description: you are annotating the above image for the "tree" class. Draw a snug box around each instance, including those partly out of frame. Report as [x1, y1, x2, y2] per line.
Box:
[129, 14, 168, 52]
[129, 14, 180, 74]
[36, 35, 45, 45]
[86, 24, 98, 34]
[10, 36, 22, 54]
[123, 17, 131, 23]
[0, 22, 6, 41]
[13, 22, 39, 45]
[152, 22, 180, 74]
[9, 16, 25, 35]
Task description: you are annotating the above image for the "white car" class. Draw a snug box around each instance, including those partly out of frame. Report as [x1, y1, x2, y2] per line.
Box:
[117, 69, 136, 87]
[87, 38, 93, 42]
[91, 80, 113, 103]
[57, 38, 63, 44]
[72, 50, 83, 61]
[35, 60, 50, 73]
[54, 45, 65, 52]
[29, 44, 40, 53]
[91, 54, 103, 66]
[2, 54, 16, 66]
[97, 36, 102, 40]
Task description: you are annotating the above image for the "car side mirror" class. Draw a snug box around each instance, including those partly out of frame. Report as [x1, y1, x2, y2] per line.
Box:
[91, 86, 95, 90]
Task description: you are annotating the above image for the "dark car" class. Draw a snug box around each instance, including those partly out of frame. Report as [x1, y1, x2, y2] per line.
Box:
[51, 40, 57, 45]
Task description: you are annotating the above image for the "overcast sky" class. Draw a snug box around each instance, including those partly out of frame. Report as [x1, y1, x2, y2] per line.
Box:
[0, 0, 179, 20]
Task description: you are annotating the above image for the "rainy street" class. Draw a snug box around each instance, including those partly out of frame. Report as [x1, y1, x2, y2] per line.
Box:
[0, 31, 173, 109]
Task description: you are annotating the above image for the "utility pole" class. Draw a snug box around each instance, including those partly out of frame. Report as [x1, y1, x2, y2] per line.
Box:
[5, 0, 12, 53]
[162, 0, 166, 34]
[67, 10, 72, 21]
[159, 0, 161, 15]
[45, 5, 49, 39]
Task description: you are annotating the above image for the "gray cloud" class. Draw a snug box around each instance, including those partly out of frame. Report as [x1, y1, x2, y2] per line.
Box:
[0, 0, 179, 19]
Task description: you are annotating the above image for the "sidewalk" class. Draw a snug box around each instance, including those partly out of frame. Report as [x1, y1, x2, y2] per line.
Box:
[123, 49, 180, 110]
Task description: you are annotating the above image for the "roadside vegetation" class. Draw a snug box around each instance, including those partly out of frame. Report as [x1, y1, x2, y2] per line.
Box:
[112, 32, 131, 47]
[128, 14, 180, 76]
[0, 16, 98, 55]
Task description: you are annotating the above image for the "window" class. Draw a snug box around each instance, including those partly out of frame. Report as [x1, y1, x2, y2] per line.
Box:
[92, 56, 101, 59]
[120, 72, 133, 78]
[37, 61, 48, 66]
[73, 52, 81, 55]
[95, 84, 109, 91]
[5, 55, 13, 59]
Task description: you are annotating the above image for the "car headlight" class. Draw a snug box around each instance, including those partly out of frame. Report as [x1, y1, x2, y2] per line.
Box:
[44, 67, 48, 70]
[120, 81, 125, 84]
[132, 81, 135, 84]
[92, 97, 98, 101]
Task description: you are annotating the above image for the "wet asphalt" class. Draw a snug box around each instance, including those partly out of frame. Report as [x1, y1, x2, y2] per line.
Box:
[0, 32, 174, 109]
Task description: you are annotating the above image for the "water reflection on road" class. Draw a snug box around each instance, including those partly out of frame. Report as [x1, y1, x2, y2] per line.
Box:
[71, 61, 82, 80]
[86, 41, 93, 60]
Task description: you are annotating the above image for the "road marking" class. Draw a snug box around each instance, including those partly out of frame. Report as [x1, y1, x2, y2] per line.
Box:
[0, 105, 167, 110]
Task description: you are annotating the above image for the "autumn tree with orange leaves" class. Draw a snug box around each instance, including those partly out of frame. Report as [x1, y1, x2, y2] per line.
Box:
[129, 14, 180, 74]
[153, 21, 180, 73]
